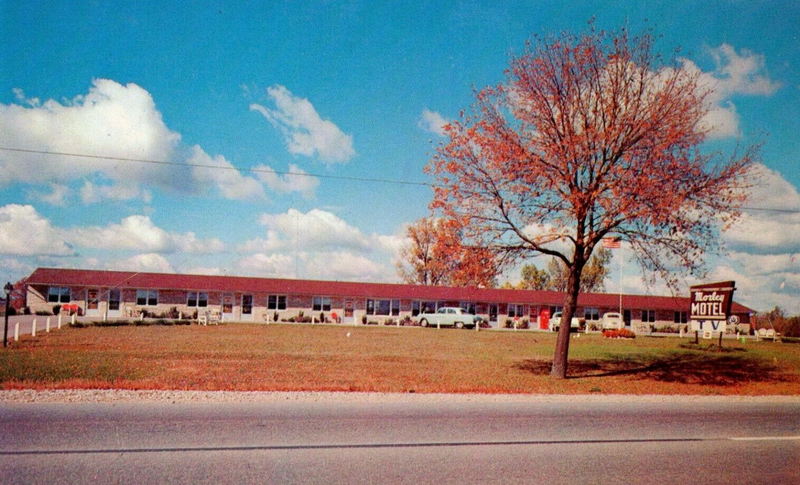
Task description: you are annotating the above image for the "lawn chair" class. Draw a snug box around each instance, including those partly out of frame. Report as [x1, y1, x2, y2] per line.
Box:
[208, 310, 221, 325]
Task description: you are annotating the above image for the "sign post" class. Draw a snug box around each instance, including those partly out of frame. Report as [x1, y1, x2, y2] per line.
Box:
[688, 281, 736, 347]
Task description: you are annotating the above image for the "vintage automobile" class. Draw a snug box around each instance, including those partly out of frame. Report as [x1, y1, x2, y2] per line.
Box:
[549, 312, 584, 332]
[600, 312, 625, 329]
[416, 307, 482, 329]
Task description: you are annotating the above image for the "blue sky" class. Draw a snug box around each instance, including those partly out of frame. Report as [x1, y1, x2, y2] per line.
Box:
[1, 1, 798, 312]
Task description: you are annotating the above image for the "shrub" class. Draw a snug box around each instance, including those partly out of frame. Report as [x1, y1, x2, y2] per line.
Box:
[603, 328, 636, 339]
[35, 310, 51, 316]
[52, 305, 61, 315]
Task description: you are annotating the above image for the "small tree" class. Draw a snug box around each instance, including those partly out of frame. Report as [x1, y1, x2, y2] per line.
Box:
[428, 25, 756, 378]
[396, 217, 499, 287]
[520, 247, 611, 292]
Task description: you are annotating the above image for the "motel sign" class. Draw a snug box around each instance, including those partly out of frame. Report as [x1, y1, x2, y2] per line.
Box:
[689, 281, 736, 334]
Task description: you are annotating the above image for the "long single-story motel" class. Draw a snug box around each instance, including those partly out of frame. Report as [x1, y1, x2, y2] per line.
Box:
[24, 267, 754, 333]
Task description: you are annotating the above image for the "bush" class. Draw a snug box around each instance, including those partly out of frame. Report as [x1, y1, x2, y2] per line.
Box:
[35, 310, 52, 316]
[52, 305, 61, 315]
[603, 328, 636, 339]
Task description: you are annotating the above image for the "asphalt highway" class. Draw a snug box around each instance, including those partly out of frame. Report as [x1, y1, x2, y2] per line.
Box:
[1, 394, 798, 484]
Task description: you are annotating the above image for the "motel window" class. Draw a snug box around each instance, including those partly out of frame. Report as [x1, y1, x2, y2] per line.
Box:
[412, 301, 420, 316]
[267, 295, 287, 310]
[584, 307, 600, 321]
[186, 291, 208, 308]
[550, 306, 563, 316]
[313, 296, 331, 312]
[642, 310, 656, 323]
[488, 304, 498, 322]
[674, 311, 688, 324]
[366, 299, 400, 316]
[136, 290, 158, 306]
[47, 286, 71, 303]
[507, 304, 526, 318]
[460, 302, 476, 315]
[242, 295, 253, 315]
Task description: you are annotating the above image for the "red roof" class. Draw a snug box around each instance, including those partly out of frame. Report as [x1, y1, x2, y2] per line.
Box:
[26, 267, 754, 314]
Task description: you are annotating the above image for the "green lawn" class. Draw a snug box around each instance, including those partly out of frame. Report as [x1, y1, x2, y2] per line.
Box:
[1, 323, 798, 394]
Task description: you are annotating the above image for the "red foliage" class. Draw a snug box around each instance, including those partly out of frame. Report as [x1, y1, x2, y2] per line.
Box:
[426, 25, 756, 377]
[603, 329, 636, 339]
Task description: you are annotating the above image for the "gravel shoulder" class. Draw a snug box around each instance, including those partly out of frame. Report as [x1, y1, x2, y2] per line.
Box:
[2, 389, 799, 404]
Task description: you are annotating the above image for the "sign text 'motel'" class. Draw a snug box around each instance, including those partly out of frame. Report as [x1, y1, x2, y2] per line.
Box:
[689, 281, 735, 321]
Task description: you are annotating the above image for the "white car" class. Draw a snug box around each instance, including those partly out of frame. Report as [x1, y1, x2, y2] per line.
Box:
[549, 312, 583, 332]
[600, 312, 624, 329]
[416, 307, 481, 329]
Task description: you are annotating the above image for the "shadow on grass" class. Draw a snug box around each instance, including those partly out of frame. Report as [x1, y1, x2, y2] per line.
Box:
[516, 351, 789, 386]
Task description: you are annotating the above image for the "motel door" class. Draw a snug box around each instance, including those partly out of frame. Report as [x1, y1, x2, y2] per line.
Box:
[343, 299, 354, 324]
[107, 289, 122, 318]
[222, 293, 234, 321]
[241, 294, 253, 321]
[86, 288, 100, 316]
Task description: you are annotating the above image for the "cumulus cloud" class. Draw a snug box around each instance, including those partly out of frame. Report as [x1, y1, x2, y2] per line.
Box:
[682, 44, 780, 138]
[0, 204, 73, 256]
[188, 145, 265, 201]
[418, 109, 449, 136]
[28, 183, 70, 206]
[63, 215, 225, 254]
[236, 208, 405, 281]
[0, 79, 182, 198]
[255, 163, 319, 199]
[250, 85, 355, 164]
[724, 164, 800, 255]
[109, 253, 175, 273]
[237, 253, 295, 277]
[240, 208, 372, 253]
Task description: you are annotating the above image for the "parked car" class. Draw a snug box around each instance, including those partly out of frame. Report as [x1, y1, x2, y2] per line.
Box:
[549, 312, 583, 332]
[416, 307, 482, 329]
[600, 312, 624, 329]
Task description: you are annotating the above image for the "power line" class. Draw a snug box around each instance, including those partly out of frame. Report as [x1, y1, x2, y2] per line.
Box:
[0, 146, 433, 188]
[1, 145, 798, 214]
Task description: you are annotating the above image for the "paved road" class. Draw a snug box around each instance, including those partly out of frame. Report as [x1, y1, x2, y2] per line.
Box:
[1, 394, 798, 484]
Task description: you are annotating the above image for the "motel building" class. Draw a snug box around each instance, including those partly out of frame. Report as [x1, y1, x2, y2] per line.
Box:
[24, 267, 754, 334]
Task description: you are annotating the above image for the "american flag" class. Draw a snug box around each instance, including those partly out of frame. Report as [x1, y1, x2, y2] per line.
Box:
[602, 237, 621, 249]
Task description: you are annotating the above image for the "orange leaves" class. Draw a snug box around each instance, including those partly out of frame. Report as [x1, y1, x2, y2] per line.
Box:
[425, 24, 756, 293]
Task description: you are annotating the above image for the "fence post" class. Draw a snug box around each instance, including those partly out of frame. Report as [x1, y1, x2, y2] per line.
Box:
[32, 319, 37, 337]
[14, 322, 19, 342]
[72, 314, 76, 325]
[46, 317, 51, 333]
[58, 313, 63, 328]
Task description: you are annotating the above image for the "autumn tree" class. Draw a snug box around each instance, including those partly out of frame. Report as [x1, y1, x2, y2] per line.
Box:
[428, 26, 756, 378]
[518, 263, 550, 290]
[396, 217, 499, 287]
[520, 247, 611, 292]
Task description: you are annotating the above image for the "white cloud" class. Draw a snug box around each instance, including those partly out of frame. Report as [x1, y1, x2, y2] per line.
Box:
[109, 253, 175, 273]
[188, 145, 265, 201]
[236, 208, 405, 281]
[418, 108, 449, 136]
[250, 85, 355, 164]
[255, 163, 319, 199]
[64, 215, 225, 254]
[237, 253, 295, 277]
[300, 251, 387, 281]
[0, 204, 73, 256]
[28, 183, 70, 206]
[682, 44, 780, 139]
[723, 164, 800, 255]
[0, 79, 182, 198]
[242, 208, 373, 253]
[80, 180, 152, 204]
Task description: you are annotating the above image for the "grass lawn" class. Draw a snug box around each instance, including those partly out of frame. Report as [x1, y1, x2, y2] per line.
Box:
[2, 323, 799, 395]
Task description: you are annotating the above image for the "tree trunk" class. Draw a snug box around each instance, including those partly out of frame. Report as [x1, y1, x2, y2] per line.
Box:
[550, 264, 582, 379]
